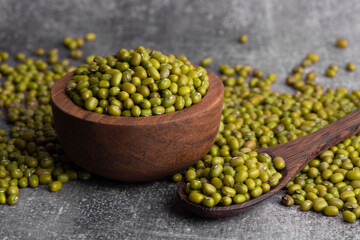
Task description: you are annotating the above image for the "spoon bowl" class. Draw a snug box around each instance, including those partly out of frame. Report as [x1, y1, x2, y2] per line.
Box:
[51, 69, 224, 182]
[177, 107, 360, 217]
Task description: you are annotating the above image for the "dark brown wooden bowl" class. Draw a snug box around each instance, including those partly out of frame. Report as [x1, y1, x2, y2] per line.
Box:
[51, 69, 224, 182]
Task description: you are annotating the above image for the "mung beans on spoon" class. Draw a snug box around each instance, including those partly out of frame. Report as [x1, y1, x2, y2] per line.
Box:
[177, 106, 360, 218]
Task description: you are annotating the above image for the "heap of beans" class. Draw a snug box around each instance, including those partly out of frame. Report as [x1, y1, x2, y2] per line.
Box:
[0, 34, 96, 205]
[177, 41, 360, 222]
[1, 33, 360, 223]
[65, 46, 209, 116]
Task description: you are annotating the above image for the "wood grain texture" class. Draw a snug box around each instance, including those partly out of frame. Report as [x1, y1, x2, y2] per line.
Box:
[177, 107, 360, 218]
[51, 69, 224, 182]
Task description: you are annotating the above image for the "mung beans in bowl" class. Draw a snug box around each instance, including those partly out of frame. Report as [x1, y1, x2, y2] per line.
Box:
[51, 46, 224, 182]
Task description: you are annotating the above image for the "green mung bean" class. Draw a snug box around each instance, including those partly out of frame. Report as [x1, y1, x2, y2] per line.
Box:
[336, 38, 348, 48]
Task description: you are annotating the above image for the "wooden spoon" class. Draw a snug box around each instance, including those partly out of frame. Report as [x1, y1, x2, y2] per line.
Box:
[177, 107, 360, 218]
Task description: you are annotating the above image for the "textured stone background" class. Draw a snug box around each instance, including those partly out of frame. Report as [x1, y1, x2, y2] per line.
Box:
[1, 0, 360, 239]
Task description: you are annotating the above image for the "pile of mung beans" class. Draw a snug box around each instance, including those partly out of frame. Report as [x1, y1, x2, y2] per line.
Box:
[177, 152, 285, 207]
[0, 34, 94, 205]
[1, 34, 360, 223]
[175, 39, 360, 222]
[65, 46, 209, 116]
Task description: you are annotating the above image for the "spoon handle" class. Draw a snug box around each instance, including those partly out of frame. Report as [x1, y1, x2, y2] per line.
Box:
[257, 107, 360, 174]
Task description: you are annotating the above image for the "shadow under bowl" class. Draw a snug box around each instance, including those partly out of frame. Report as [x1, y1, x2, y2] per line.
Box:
[51, 70, 223, 182]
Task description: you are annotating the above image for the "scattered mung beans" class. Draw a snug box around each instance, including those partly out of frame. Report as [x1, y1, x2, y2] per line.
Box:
[336, 38, 348, 48]
[35, 48, 45, 56]
[70, 49, 83, 59]
[15, 53, 26, 62]
[201, 57, 212, 67]
[75, 38, 84, 48]
[85, 33, 96, 42]
[347, 62, 356, 72]
[172, 173, 182, 182]
[306, 53, 320, 63]
[0, 36, 95, 205]
[280, 43, 360, 222]
[63, 36, 78, 50]
[325, 69, 336, 78]
[2, 32, 360, 225]
[325, 64, 338, 78]
[282, 195, 294, 206]
[239, 34, 248, 43]
[176, 39, 360, 222]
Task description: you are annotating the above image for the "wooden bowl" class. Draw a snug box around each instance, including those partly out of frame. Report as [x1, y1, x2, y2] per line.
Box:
[51, 69, 224, 182]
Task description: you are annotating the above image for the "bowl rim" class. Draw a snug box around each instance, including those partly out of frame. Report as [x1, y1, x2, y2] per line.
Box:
[51, 68, 224, 127]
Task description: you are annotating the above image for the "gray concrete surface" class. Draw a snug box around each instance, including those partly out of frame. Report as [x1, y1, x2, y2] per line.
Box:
[0, 0, 360, 239]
